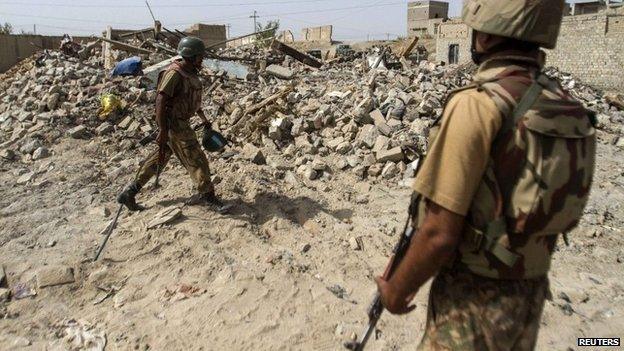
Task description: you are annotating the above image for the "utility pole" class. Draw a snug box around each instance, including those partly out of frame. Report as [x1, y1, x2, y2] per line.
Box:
[33, 24, 36, 35]
[250, 10, 259, 32]
[386, 33, 391, 41]
[226, 23, 231, 39]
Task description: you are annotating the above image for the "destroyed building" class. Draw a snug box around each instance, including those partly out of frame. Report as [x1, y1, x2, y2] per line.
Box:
[184, 24, 227, 49]
[407, 1, 449, 37]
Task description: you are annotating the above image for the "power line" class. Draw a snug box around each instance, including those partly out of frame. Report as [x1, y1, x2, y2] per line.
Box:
[0, 12, 151, 26]
[0, 0, 341, 8]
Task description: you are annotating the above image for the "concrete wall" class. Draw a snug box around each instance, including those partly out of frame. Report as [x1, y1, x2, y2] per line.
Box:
[301, 25, 332, 43]
[435, 21, 472, 65]
[0, 34, 90, 73]
[408, 18, 445, 37]
[185, 24, 227, 48]
[435, 12, 624, 90]
[226, 35, 257, 48]
[546, 12, 624, 90]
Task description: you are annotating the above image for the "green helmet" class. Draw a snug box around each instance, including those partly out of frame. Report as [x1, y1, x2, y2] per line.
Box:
[177, 36, 206, 58]
[462, 0, 565, 49]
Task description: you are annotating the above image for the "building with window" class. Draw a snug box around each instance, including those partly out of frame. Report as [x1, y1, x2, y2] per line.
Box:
[407, 1, 449, 37]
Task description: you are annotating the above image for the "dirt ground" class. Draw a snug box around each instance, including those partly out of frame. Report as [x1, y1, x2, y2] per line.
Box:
[0, 123, 623, 350]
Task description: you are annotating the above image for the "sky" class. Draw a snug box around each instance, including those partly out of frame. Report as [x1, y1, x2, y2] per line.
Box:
[0, 0, 583, 42]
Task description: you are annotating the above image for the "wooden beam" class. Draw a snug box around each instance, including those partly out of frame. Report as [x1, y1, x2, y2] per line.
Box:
[270, 40, 322, 68]
[96, 36, 155, 55]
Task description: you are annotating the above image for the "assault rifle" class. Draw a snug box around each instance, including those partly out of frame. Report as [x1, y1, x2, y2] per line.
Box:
[345, 194, 419, 351]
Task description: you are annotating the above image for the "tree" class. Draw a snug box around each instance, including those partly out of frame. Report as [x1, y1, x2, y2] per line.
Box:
[254, 20, 279, 47]
[0, 22, 13, 34]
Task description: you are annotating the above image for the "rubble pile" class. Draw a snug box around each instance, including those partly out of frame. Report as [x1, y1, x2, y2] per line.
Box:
[1, 47, 622, 184]
[0, 52, 156, 163]
[210, 55, 474, 183]
[545, 67, 624, 136]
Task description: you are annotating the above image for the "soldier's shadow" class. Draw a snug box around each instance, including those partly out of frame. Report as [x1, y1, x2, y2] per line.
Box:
[226, 192, 353, 228]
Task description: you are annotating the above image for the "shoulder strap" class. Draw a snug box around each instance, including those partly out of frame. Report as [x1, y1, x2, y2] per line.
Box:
[502, 73, 547, 132]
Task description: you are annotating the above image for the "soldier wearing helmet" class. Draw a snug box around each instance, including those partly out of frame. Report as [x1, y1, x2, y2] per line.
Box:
[374, 1, 596, 350]
[118, 37, 229, 212]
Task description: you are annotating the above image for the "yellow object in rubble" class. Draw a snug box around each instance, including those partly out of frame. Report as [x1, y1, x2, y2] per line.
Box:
[98, 94, 127, 119]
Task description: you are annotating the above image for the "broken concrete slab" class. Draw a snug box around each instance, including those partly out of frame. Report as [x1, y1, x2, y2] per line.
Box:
[67, 125, 87, 139]
[356, 125, 380, 149]
[376, 147, 404, 163]
[148, 207, 183, 229]
[37, 266, 75, 288]
[203, 58, 251, 80]
[266, 65, 294, 80]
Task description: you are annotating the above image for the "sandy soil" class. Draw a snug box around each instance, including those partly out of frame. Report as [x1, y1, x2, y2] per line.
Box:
[0, 126, 623, 350]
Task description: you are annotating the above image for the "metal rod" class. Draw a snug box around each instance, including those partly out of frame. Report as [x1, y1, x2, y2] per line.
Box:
[94, 204, 124, 261]
[146, 0, 157, 22]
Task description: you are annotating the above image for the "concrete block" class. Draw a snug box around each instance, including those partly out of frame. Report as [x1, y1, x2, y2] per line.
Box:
[266, 65, 294, 80]
[376, 146, 404, 163]
[37, 266, 75, 288]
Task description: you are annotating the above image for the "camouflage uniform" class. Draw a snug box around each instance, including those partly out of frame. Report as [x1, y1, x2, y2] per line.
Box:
[412, 1, 596, 349]
[134, 60, 214, 195]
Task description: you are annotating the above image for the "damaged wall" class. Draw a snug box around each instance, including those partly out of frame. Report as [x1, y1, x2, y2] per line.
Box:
[185, 24, 227, 48]
[435, 21, 471, 65]
[0, 34, 90, 73]
[435, 12, 624, 91]
[301, 25, 333, 43]
[547, 13, 624, 91]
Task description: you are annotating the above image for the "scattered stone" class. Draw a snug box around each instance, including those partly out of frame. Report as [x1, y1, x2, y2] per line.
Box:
[301, 244, 312, 253]
[368, 164, 383, 177]
[0, 149, 16, 160]
[37, 266, 75, 288]
[356, 125, 380, 149]
[376, 146, 404, 163]
[349, 237, 361, 250]
[242, 144, 266, 165]
[96, 122, 114, 135]
[266, 64, 294, 79]
[16, 171, 36, 185]
[382, 162, 399, 179]
[19, 139, 42, 154]
[0, 288, 9, 302]
[11, 282, 36, 299]
[67, 125, 87, 139]
[32, 146, 50, 160]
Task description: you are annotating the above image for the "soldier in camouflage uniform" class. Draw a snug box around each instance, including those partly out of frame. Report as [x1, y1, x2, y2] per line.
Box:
[374, 1, 596, 350]
[118, 37, 228, 212]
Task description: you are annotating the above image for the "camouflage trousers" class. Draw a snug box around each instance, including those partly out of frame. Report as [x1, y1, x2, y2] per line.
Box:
[418, 269, 549, 351]
[135, 118, 214, 194]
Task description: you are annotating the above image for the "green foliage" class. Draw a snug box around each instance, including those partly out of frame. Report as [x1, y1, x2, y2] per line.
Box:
[0, 22, 13, 35]
[254, 20, 279, 48]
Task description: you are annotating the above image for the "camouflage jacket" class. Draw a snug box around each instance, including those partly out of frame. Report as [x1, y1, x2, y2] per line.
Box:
[429, 54, 596, 280]
[159, 60, 203, 120]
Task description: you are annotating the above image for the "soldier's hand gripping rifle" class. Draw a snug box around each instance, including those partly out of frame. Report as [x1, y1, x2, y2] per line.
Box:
[345, 193, 420, 351]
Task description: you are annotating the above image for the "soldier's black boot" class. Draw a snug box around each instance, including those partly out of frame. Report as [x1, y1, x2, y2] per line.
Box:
[188, 192, 232, 213]
[117, 182, 146, 212]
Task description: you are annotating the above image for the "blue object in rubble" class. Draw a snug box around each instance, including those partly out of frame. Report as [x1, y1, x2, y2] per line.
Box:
[111, 56, 143, 77]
